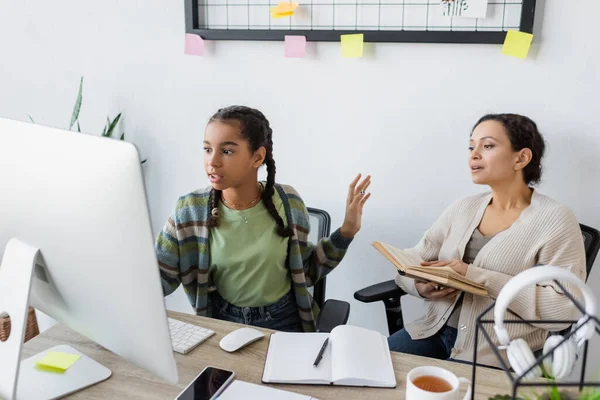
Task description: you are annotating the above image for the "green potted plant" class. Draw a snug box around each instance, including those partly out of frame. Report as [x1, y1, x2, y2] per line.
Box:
[489, 380, 600, 399]
[28, 77, 146, 163]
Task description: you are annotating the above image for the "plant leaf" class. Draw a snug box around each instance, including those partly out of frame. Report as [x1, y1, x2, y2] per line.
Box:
[77, 121, 81, 132]
[119, 133, 125, 140]
[27, 114, 35, 123]
[141, 159, 147, 164]
[105, 113, 121, 138]
[102, 116, 111, 137]
[69, 77, 83, 130]
[589, 391, 600, 400]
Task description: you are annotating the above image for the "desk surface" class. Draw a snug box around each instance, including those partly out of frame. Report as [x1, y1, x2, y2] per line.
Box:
[22, 311, 515, 399]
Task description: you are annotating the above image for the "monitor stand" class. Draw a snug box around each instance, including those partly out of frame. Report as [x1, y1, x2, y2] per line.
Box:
[0, 238, 111, 400]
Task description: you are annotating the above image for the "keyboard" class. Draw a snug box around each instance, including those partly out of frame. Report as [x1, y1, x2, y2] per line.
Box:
[168, 318, 215, 354]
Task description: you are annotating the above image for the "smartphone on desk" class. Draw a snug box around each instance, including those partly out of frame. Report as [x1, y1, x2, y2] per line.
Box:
[176, 366, 235, 400]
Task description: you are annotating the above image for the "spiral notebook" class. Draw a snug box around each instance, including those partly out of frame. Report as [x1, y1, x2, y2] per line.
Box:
[262, 325, 396, 388]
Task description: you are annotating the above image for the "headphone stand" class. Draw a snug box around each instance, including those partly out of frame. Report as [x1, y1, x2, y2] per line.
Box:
[471, 279, 600, 400]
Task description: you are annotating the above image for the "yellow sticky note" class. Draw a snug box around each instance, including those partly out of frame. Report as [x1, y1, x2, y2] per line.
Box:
[36, 352, 81, 373]
[271, 2, 298, 18]
[502, 30, 533, 59]
[270, 8, 293, 18]
[341, 34, 364, 58]
[274, 2, 298, 14]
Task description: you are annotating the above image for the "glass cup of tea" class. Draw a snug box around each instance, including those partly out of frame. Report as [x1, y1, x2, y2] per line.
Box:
[406, 366, 472, 400]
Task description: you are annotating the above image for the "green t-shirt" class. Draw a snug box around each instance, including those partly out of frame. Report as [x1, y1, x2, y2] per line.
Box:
[209, 190, 290, 307]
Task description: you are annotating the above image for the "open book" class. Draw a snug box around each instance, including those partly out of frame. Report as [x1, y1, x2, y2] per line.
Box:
[262, 325, 396, 388]
[373, 241, 489, 297]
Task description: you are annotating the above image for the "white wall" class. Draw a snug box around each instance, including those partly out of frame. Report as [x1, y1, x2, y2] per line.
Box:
[1, 0, 599, 379]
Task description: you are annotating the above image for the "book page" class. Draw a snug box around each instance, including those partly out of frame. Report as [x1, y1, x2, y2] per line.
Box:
[378, 242, 424, 268]
[330, 325, 396, 387]
[262, 332, 332, 384]
[409, 266, 486, 289]
[404, 268, 488, 296]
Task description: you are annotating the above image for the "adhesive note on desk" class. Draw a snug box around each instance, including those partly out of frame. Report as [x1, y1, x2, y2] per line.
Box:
[502, 30, 533, 59]
[271, 2, 298, 18]
[35, 351, 81, 373]
[341, 34, 364, 58]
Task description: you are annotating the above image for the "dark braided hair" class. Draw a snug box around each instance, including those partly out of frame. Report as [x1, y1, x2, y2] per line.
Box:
[206, 106, 293, 237]
[473, 113, 546, 186]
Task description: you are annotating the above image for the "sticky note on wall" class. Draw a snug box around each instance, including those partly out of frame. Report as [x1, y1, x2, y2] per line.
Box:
[502, 31, 533, 59]
[271, 2, 298, 18]
[284, 35, 306, 58]
[184, 33, 204, 56]
[36, 352, 81, 373]
[341, 34, 364, 58]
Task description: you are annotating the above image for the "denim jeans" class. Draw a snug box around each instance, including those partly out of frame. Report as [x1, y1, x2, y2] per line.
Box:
[387, 325, 458, 360]
[212, 290, 303, 332]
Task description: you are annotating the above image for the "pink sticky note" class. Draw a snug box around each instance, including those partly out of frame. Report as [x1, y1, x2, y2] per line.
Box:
[284, 35, 306, 58]
[184, 34, 204, 56]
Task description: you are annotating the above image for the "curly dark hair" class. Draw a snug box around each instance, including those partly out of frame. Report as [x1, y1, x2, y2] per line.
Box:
[206, 105, 293, 237]
[473, 113, 546, 185]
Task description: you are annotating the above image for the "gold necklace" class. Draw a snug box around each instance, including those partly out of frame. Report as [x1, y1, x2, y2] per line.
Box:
[221, 184, 263, 210]
[222, 184, 263, 224]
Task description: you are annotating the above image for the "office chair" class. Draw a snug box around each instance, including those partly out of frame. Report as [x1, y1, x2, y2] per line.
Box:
[308, 207, 351, 333]
[354, 223, 600, 336]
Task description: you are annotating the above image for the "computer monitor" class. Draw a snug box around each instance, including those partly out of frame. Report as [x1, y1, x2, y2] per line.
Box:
[0, 118, 178, 398]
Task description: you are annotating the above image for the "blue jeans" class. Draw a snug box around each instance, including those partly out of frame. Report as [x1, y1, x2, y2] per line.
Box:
[388, 325, 458, 360]
[212, 290, 303, 332]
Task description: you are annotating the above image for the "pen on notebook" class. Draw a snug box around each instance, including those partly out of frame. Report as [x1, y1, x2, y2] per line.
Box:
[313, 338, 329, 367]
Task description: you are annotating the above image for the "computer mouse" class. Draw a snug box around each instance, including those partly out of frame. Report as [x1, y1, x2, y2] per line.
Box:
[219, 327, 265, 352]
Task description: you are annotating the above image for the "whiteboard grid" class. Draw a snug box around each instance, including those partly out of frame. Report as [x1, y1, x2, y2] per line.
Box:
[197, 1, 524, 32]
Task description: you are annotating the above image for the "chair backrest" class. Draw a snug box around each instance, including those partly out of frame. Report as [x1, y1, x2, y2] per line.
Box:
[550, 223, 600, 339]
[307, 207, 331, 308]
[580, 223, 600, 281]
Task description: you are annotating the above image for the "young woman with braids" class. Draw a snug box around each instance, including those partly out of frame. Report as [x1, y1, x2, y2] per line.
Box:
[387, 114, 586, 368]
[156, 106, 371, 332]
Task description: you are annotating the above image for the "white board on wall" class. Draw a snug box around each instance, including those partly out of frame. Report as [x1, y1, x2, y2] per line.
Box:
[197, 0, 523, 32]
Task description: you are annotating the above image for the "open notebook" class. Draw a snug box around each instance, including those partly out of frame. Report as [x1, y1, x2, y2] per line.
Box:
[262, 325, 396, 388]
[373, 241, 488, 297]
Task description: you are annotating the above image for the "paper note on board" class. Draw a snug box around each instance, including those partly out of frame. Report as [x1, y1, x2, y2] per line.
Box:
[184, 33, 204, 56]
[502, 30, 533, 59]
[271, 2, 298, 18]
[341, 34, 364, 58]
[284, 36, 306, 58]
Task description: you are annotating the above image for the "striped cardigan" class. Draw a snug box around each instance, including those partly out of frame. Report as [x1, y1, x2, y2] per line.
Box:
[156, 183, 353, 332]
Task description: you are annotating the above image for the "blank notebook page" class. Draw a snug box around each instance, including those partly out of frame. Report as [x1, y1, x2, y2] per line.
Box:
[332, 325, 396, 386]
[263, 332, 332, 384]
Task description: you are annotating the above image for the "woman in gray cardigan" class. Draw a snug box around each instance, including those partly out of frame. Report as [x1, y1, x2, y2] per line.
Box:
[390, 113, 586, 368]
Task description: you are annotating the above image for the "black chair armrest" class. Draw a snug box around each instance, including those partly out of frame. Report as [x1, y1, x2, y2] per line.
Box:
[316, 299, 350, 333]
[354, 280, 408, 303]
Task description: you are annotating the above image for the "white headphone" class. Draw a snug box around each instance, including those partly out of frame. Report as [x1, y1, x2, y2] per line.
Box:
[494, 266, 596, 380]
